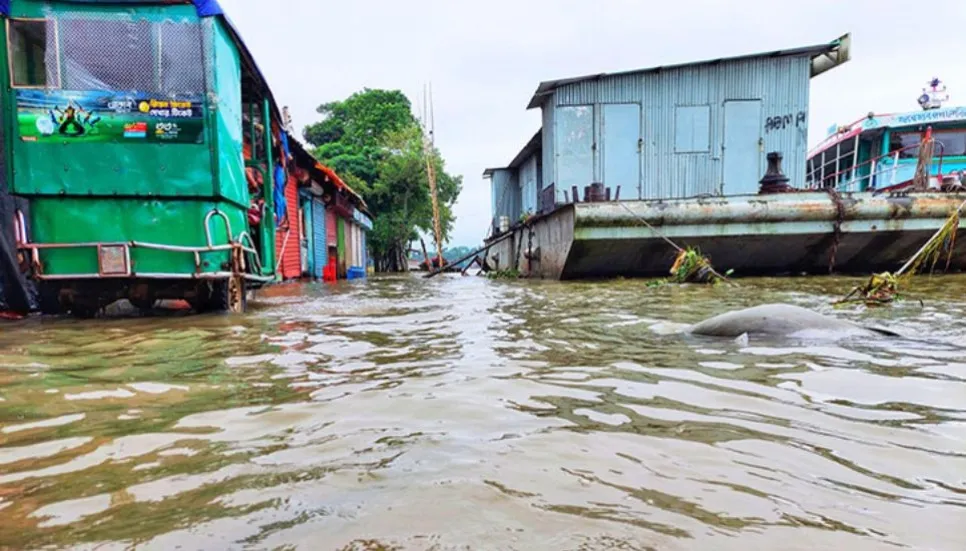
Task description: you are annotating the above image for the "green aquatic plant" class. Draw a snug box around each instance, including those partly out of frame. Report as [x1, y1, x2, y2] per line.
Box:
[485, 269, 521, 280]
[668, 247, 732, 285]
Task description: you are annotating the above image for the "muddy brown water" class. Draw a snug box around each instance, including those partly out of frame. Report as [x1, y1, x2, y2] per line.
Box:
[0, 275, 965, 550]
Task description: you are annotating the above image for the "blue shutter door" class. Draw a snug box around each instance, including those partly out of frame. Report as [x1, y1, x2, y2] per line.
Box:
[311, 198, 327, 278]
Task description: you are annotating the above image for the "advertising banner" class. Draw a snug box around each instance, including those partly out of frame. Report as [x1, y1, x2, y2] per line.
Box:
[15, 89, 205, 145]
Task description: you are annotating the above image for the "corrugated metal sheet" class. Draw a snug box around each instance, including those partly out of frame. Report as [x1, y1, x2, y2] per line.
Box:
[542, 107, 555, 191]
[336, 216, 345, 276]
[274, 175, 301, 280]
[542, 56, 810, 201]
[555, 105, 594, 202]
[490, 169, 520, 225]
[555, 74, 644, 106]
[641, 56, 810, 199]
[352, 224, 362, 268]
[601, 103, 641, 197]
[311, 197, 326, 278]
[520, 155, 539, 215]
[345, 218, 354, 269]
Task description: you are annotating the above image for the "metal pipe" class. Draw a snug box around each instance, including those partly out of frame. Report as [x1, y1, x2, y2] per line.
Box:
[204, 209, 233, 249]
[890, 151, 899, 186]
[820, 150, 826, 186]
[130, 241, 234, 253]
[35, 271, 276, 282]
[261, 97, 276, 277]
[835, 142, 841, 187]
[850, 135, 860, 190]
[23, 241, 129, 249]
[14, 210, 27, 244]
[577, 192, 966, 227]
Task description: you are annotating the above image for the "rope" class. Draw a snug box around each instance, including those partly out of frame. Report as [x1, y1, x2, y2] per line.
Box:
[616, 201, 735, 285]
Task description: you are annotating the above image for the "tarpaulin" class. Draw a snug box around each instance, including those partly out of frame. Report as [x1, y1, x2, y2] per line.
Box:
[0, 1, 222, 17]
[272, 131, 292, 228]
[273, 163, 286, 228]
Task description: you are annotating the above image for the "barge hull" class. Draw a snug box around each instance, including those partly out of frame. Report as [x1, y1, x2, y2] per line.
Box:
[485, 192, 966, 280]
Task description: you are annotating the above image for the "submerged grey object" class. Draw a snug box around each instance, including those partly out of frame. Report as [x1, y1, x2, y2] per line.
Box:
[686, 303, 901, 339]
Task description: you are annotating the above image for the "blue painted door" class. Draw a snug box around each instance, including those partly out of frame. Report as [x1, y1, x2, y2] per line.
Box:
[722, 100, 763, 196]
[311, 198, 327, 278]
[601, 103, 641, 199]
[556, 105, 594, 203]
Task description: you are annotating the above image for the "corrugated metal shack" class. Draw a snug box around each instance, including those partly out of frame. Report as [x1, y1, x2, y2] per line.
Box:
[485, 34, 851, 232]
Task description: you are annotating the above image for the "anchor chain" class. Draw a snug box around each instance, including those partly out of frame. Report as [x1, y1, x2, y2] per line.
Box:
[827, 188, 846, 273]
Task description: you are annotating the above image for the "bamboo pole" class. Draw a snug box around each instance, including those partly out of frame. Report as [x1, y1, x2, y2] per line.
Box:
[421, 83, 445, 269]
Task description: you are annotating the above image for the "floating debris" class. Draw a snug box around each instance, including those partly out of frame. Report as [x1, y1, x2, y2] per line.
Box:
[836, 198, 964, 306]
[836, 272, 901, 306]
[669, 247, 732, 285]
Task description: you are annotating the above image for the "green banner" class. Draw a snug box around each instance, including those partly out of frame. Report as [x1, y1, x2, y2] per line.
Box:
[15, 89, 205, 145]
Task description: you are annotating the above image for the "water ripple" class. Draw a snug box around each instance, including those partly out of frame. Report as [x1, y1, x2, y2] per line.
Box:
[0, 274, 964, 550]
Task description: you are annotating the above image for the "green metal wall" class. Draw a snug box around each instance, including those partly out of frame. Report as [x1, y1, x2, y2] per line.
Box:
[1, 1, 270, 278]
[30, 198, 242, 275]
[211, 19, 247, 208]
[6, 2, 214, 199]
[337, 217, 346, 272]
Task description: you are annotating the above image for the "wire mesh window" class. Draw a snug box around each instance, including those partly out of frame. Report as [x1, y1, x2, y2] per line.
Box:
[60, 18, 155, 92]
[159, 21, 204, 95]
[49, 15, 205, 95]
[6, 18, 59, 88]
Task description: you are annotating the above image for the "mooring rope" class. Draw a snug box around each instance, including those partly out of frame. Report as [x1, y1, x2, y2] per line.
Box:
[616, 201, 734, 285]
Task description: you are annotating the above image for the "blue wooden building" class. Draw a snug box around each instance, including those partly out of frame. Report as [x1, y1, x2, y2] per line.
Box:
[485, 34, 852, 232]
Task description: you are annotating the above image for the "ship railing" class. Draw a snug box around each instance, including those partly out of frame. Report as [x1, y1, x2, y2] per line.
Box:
[805, 141, 946, 193]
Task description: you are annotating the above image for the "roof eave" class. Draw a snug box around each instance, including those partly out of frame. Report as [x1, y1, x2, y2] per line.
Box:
[525, 33, 851, 109]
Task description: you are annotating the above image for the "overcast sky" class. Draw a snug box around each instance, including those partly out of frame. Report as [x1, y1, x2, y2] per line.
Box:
[219, 0, 965, 247]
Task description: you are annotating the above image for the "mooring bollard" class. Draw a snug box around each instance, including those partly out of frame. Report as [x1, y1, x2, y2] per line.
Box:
[759, 151, 793, 194]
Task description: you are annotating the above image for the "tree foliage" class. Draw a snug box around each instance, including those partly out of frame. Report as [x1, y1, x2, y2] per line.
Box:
[303, 89, 462, 272]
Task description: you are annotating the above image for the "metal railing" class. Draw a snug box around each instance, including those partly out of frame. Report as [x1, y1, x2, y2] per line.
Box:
[15, 208, 273, 282]
[806, 141, 946, 193]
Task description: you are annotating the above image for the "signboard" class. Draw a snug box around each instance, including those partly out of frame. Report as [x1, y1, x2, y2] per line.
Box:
[863, 106, 966, 130]
[15, 89, 205, 145]
[353, 208, 373, 231]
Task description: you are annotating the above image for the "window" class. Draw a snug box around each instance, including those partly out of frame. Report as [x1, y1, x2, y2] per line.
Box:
[896, 130, 966, 159]
[159, 21, 204, 94]
[60, 18, 155, 92]
[7, 19, 58, 88]
[675, 105, 710, 153]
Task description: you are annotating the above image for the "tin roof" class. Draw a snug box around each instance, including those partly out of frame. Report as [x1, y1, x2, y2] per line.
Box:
[526, 33, 851, 109]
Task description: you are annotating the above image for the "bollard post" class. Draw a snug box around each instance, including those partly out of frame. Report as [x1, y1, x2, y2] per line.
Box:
[759, 151, 792, 194]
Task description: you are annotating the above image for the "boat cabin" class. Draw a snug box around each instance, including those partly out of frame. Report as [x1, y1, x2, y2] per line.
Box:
[806, 80, 966, 192]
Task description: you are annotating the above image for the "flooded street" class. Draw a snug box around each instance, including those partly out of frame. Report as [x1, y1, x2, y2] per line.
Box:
[1, 274, 965, 550]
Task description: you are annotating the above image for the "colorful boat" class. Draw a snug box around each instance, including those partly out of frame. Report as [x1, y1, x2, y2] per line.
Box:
[806, 79, 966, 193]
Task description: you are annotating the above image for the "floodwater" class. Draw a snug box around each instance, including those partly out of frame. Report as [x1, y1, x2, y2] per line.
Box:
[1, 274, 965, 551]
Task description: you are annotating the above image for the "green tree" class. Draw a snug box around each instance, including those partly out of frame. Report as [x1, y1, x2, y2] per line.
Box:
[303, 89, 462, 272]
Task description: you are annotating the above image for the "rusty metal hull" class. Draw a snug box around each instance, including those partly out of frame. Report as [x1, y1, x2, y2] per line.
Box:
[485, 192, 966, 280]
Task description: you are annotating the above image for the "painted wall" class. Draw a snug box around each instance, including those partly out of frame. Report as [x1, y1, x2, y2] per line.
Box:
[548, 56, 812, 200]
